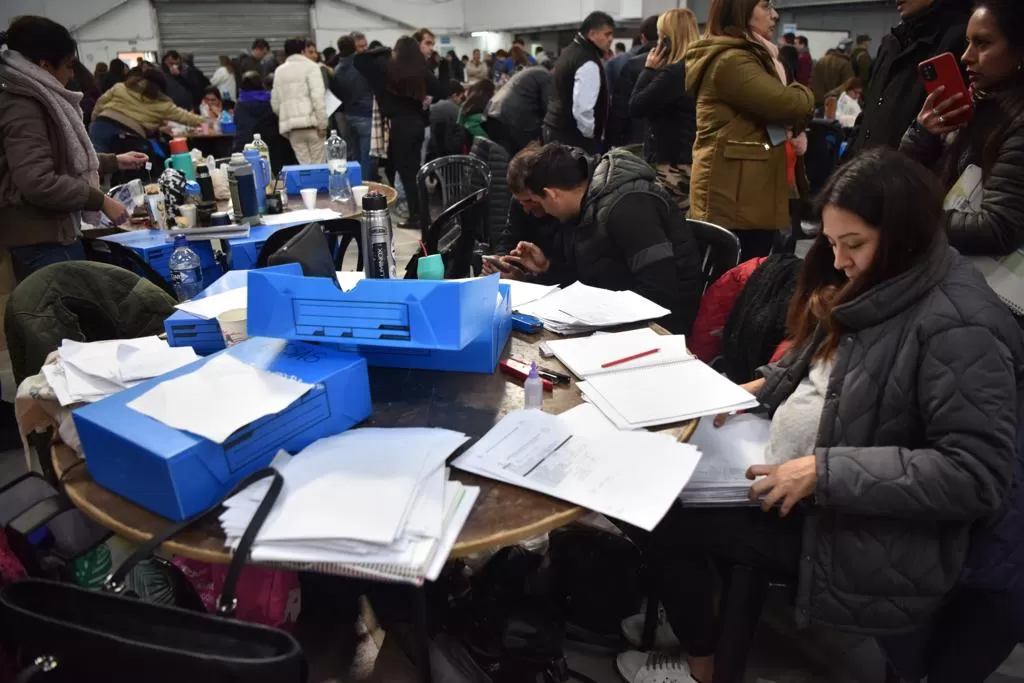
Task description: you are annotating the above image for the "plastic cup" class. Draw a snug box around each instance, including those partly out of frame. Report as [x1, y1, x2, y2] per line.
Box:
[216, 308, 248, 347]
[179, 204, 197, 228]
[352, 185, 370, 208]
[416, 253, 444, 280]
[300, 188, 318, 210]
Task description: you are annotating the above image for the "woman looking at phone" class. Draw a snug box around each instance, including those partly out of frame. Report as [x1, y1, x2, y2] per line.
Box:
[628, 9, 700, 214]
[901, 0, 1024, 256]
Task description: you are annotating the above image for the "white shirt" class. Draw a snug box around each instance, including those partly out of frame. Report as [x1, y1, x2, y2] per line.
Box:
[211, 66, 237, 101]
[572, 61, 601, 139]
[836, 91, 862, 128]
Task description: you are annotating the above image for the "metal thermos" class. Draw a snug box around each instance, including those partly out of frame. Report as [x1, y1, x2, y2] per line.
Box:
[361, 192, 396, 279]
[195, 163, 215, 202]
[226, 153, 260, 224]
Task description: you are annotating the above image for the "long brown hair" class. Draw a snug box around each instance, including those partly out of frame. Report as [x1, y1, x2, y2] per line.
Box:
[706, 0, 760, 38]
[787, 149, 945, 360]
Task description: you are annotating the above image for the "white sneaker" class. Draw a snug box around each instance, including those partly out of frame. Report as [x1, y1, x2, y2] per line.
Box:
[616, 651, 697, 683]
[620, 606, 681, 651]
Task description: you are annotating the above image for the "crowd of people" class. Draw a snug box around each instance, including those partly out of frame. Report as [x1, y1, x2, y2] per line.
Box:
[0, 0, 1024, 680]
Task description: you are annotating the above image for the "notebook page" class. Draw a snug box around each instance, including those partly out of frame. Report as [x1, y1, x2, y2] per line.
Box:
[546, 329, 692, 378]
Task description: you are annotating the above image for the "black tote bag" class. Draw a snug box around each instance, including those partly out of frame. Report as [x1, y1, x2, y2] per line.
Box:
[0, 468, 306, 683]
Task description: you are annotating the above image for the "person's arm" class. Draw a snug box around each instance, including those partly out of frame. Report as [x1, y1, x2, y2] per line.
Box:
[91, 87, 114, 122]
[943, 129, 1024, 255]
[714, 51, 814, 125]
[0, 100, 105, 213]
[270, 78, 281, 115]
[604, 194, 682, 313]
[354, 48, 390, 93]
[899, 122, 945, 169]
[571, 61, 601, 139]
[97, 153, 120, 175]
[155, 99, 205, 127]
[629, 66, 679, 119]
[307, 64, 327, 132]
[816, 326, 1016, 521]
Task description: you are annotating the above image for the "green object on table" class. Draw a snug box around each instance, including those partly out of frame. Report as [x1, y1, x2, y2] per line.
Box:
[416, 253, 444, 280]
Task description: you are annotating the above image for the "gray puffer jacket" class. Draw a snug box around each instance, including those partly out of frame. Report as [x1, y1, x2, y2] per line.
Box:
[758, 239, 1024, 633]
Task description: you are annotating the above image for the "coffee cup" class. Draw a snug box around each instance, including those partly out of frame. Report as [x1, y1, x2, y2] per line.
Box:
[300, 188, 318, 211]
[216, 308, 248, 347]
[352, 185, 370, 208]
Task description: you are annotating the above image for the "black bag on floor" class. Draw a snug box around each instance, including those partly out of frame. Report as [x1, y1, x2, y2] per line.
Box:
[0, 468, 306, 683]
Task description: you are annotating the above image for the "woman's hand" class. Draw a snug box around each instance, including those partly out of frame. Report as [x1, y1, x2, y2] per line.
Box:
[746, 455, 817, 516]
[916, 86, 971, 136]
[645, 42, 668, 70]
[505, 241, 550, 275]
[101, 195, 130, 225]
[116, 151, 149, 170]
[713, 377, 766, 427]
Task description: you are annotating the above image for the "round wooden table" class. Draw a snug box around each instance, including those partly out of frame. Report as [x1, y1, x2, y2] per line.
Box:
[53, 327, 697, 565]
[215, 181, 398, 221]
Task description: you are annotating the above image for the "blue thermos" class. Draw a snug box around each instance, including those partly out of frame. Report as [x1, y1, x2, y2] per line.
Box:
[242, 146, 270, 214]
[227, 153, 260, 224]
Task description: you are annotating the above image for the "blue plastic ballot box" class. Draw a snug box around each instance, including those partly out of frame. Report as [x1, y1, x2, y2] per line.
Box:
[224, 224, 289, 271]
[335, 283, 512, 373]
[74, 337, 372, 521]
[247, 272, 500, 351]
[283, 161, 362, 194]
[99, 230, 222, 285]
[165, 263, 302, 355]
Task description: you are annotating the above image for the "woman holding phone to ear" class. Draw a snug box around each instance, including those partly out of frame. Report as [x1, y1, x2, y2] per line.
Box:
[901, 0, 1024, 256]
[628, 8, 700, 214]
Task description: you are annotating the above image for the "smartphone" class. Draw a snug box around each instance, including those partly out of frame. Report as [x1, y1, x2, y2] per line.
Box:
[482, 255, 527, 275]
[918, 52, 974, 127]
[660, 37, 672, 53]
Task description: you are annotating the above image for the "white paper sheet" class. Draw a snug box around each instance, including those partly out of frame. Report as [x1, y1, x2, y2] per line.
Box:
[260, 208, 342, 227]
[517, 281, 670, 334]
[325, 89, 343, 117]
[687, 415, 770, 484]
[126, 354, 313, 443]
[546, 328, 693, 379]
[115, 344, 199, 383]
[505, 281, 560, 310]
[336, 271, 366, 292]
[174, 287, 248, 320]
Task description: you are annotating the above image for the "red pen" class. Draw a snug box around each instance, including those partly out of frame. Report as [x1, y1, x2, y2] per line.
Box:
[601, 347, 660, 369]
[499, 359, 553, 391]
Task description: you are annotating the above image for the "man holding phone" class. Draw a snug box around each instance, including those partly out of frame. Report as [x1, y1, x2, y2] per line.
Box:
[850, 0, 972, 155]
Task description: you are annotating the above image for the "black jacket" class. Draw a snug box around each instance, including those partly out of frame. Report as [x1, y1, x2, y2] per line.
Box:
[470, 137, 512, 249]
[544, 33, 608, 149]
[330, 55, 373, 119]
[485, 66, 551, 139]
[231, 90, 297, 175]
[629, 61, 696, 166]
[355, 47, 447, 124]
[606, 42, 656, 147]
[160, 66, 195, 111]
[900, 99, 1024, 256]
[850, 0, 970, 155]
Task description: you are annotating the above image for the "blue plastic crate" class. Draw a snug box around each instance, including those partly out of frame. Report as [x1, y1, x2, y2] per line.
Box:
[74, 337, 372, 521]
[283, 161, 362, 194]
[99, 229, 222, 286]
[334, 284, 512, 373]
[247, 271, 499, 351]
[165, 264, 303, 355]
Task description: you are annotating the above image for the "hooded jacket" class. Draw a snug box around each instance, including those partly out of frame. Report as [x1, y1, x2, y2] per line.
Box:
[757, 239, 1024, 632]
[685, 35, 813, 232]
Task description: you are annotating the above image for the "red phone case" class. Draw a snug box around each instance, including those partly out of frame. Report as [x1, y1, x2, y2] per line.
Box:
[918, 52, 974, 126]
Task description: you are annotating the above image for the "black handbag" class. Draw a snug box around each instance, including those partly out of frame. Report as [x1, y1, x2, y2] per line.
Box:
[0, 468, 306, 683]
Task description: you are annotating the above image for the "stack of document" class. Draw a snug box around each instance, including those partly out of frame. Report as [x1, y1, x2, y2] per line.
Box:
[453, 406, 702, 531]
[42, 336, 199, 406]
[505, 280, 560, 311]
[545, 328, 692, 379]
[516, 282, 670, 334]
[219, 428, 479, 585]
[681, 415, 770, 506]
[577, 353, 758, 430]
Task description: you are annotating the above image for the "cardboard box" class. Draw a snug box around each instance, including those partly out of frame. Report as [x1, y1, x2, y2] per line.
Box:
[74, 337, 372, 521]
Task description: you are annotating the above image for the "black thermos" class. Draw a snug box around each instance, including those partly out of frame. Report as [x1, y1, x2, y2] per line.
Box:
[195, 164, 215, 202]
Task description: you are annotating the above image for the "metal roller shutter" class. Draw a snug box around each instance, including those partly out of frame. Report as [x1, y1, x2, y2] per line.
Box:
[154, 1, 312, 77]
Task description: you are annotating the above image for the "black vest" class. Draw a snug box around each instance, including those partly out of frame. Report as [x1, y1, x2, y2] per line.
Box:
[543, 33, 608, 148]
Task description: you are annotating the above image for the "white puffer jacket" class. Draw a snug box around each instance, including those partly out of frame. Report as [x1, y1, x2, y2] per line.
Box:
[270, 54, 327, 135]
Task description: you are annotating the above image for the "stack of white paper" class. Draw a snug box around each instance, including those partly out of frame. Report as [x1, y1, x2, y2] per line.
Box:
[174, 287, 248, 320]
[42, 336, 200, 406]
[545, 328, 693, 379]
[505, 281, 560, 311]
[680, 415, 770, 506]
[516, 282, 670, 334]
[452, 408, 702, 531]
[219, 428, 479, 584]
[578, 358, 759, 429]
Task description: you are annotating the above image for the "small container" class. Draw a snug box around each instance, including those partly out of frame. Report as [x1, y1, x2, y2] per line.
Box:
[416, 253, 444, 280]
[195, 163, 215, 202]
[210, 211, 231, 226]
[524, 362, 543, 410]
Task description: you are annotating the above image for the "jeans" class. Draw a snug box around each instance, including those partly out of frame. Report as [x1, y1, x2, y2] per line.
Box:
[10, 241, 87, 282]
[346, 115, 377, 183]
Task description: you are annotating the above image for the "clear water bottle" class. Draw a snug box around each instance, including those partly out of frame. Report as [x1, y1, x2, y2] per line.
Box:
[251, 133, 273, 192]
[168, 235, 204, 302]
[325, 129, 352, 202]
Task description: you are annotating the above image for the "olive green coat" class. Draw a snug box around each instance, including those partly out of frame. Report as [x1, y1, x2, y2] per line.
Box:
[685, 36, 813, 232]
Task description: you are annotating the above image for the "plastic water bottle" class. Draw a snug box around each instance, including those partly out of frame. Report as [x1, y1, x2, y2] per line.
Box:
[325, 129, 352, 202]
[251, 133, 273, 192]
[168, 235, 203, 302]
[524, 362, 543, 410]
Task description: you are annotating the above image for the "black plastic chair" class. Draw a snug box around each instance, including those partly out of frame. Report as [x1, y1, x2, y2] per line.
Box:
[81, 237, 176, 300]
[255, 219, 363, 271]
[416, 155, 491, 241]
[423, 188, 489, 279]
[687, 219, 742, 293]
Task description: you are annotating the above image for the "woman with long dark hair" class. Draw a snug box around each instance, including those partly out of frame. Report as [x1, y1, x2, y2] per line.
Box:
[615, 149, 1024, 683]
[101, 57, 127, 92]
[458, 79, 495, 138]
[0, 16, 148, 280]
[901, 0, 1024, 255]
[356, 35, 446, 229]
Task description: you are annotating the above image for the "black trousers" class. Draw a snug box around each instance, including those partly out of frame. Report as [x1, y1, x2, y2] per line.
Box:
[632, 503, 803, 656]
[386, 115, 426, 220]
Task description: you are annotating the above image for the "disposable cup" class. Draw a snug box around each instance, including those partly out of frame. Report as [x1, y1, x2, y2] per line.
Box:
[216, 308, 248, 347]
[179, 204, 197, 227]
[352, 185, 370, 208]
[300, 188, 318, 210]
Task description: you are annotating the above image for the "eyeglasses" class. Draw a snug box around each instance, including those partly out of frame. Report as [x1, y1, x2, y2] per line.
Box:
[761, 0, 778, 9]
